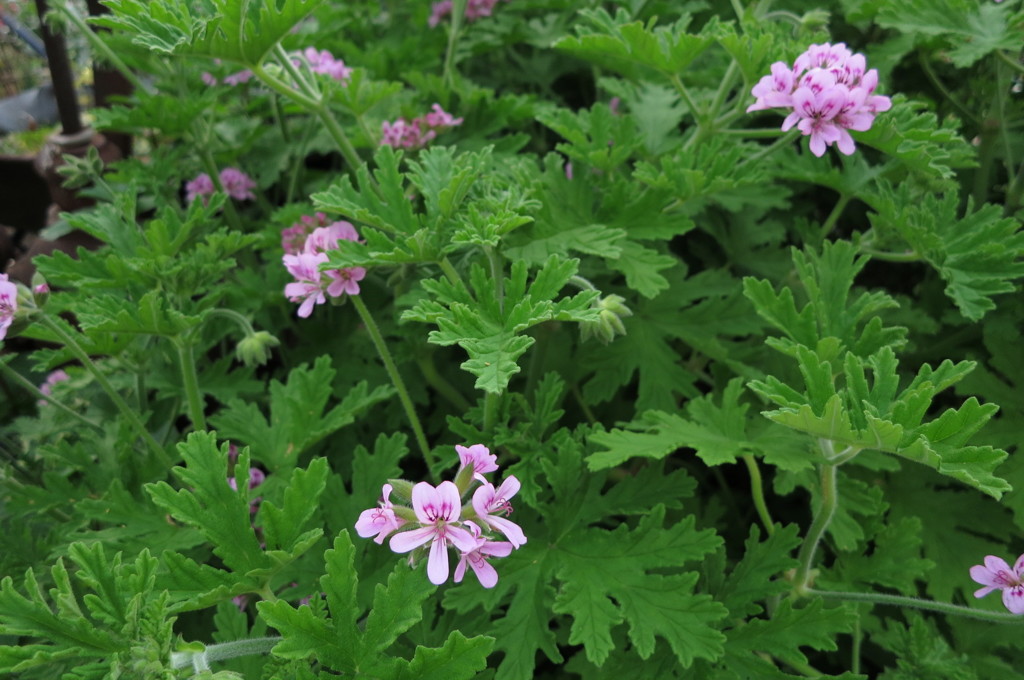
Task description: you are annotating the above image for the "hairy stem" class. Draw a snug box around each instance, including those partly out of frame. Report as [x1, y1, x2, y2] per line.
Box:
[808, 588, 1024, 624]
[0, 359, 103, 431]
[739, 128, 801, 167]
[820, 193, 850, 241]
[793, 461, 838, 592]
[350, 295, 435, 479]
[443, 0, 469, 88]
[175, 338, 207, 432]
[742, 454, 774, 536]
[170, 637, 281, 670]
[38, 313, 166, 461]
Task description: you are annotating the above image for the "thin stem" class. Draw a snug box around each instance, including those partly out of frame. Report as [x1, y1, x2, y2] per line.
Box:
[206, 308, 256, 336]
[53, 0, 153, 94]
[486, 246, 504, 315]
[442, 0, 468, 88]
[808, 588, 1024, 624]
[719, 128, 789, 138]
[729, 0, 745, 20]
[669, 74, 702, 123]
[37, 313, 166, 461]
[170, 637, 281, 669]
[918, 51, 979, 124]
[271, 93, 291, 144]
[707, 61, 740, 122]
[742, 454, 774, 536]
[0, 359, 103, 431]
[819, 193, 850, 241]
[176, 338, 207, 432]
[996, 50, 1024, 76]
[851, 612, 862, 675]
[350, 295, 435, 479]
[859, 247, 921, 263]
[793, 462, 838, 592]
[482, 391, 500, 434]
[568, 275, 599, 292]
[195, 143, 245, 233]
[416, 353, 471, 411]
[739, 128, 801, 167]
[438, 257, 463, 286]
[571, 383, 597, 424]
[274, 43, 321, 101]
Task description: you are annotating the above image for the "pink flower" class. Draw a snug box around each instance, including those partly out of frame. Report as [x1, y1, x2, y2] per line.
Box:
[218, 167, 256, 201]
[232, 594, 250, 611]
[423, 103, 464, 129]
[325, 266, 366, 297]
[389, 481, 477, 585]
[281, 212, 329, 255]
[430, 0, 507, 26]
[454, 522, 513, 588]
[37, 369, 70, 405]
[457, 444, 499, 483]
[304, 47, 352, 84]
[223, 69, 254, 86]
[472, 476, 526, 548]
[970, 554, 1024, 614]
[0, 274, 17, 341]
[747, 43, 891, 157]
[355, 483, 406, 545]
[185, 173, 215, 203]
[284, 252, 329, 318]
[303, 222, 360, 255]
[201, 72, 218, 86]
[380, 105, 463, 150]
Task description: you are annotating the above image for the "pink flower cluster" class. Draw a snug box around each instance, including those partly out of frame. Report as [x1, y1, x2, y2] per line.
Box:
[0, 274, 16, 341]
[185, 167, 257, 203]
[429, 0, 510, 27]
[282, 218, 366, 318]
[747, 43, 892, 157]
[356, 444, 526, 587]
[281, 212, 331, 255]
[380, 104, 464, 150]
[202, 48, 351, 87]
[971, 553, 1024, 614]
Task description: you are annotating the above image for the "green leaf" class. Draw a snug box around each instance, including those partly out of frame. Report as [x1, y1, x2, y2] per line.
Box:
[403, 255, 599, 393]
[868, 184, 1024, 321]
[724, 599, 854, 668]
[209, 357, 393, 471]
[146, 432, 269, 575]
[717, 524, 802, 618]
[553, 8, 717, 80]
[359, 562, 434, 661]
[553, 506, 726, 667]
[259, 458, 329, 553]
[391, 631, 494, 680]
[313, 145, 420, 235]
[98, 0, 326, 65]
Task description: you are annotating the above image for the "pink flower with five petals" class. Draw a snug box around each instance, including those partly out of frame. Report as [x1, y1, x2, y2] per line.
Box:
[456, 444, 498, 483]
[970, 553, 1024, 614]
[454, 522, 513, 588]
[472, 476, 526, 548]
[390, 481, 477, 585]
[355, 483, 406, 545]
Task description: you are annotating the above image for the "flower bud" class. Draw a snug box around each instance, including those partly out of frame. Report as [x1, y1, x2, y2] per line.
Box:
[386, 478, 416, 504]
[580, 294, 633, 344]
[235, 331, 280, 367]
[31, 272, 49, 306]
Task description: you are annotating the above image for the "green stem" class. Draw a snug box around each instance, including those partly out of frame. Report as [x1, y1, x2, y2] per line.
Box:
[995, 60, 1018, 194]
[38, 313, 166, 461]
[729, 0, 746, 20]
[486, 246, 504, 314]
[707, 61, 740, 122]
[807, 589, 1024, 624]
[195, 143, 245, 233]
[819, 193, 850, 241]
[793, 462, 838, 592]
[0, 359, 103, 431]
[568, 275, 599, 292]
[443, 0, 468, 88]
[271, 93, 292, 144]
[669, 74, 702, 124]
[175, 338, 207, 432]
[206, 308, 256, 336]
[350, 295, 435, 479]
[742, 454, 774, 536]
[739, 128, 801, 167]
[438, 257, 463, 286]
[859, 247, 921, 263]
[275, 43, 322, 101]
[416, 353, 471, 411]
[170, 637, 281, 670]
[918, 51, 979, 124]
[851, 611, 862, 675]
[719, 128, 790, 138]
[996, 50, 1024, 76]
[483, 391, 500, 434]
[53, 1, 153, 94]
[572, 383, 597, 424]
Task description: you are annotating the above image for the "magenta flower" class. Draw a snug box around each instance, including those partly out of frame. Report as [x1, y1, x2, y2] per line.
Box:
[472, 476, 526, 548]
[218, 168, 256, 201]
[457, 444, 498, 483]
[454, 522, 513, 588]
[223, 69, 254, 86]
[185, 173, 215, 204]
[429, 0, 509, 26]
[970, 554, 1024, 614]
[355, 483, 406, 545]
[380, 104, 463, 150]
[284, 252, 330, 318]
[389, 481, 477, 585]
[325, 267, 366, 297]
[748, 42, 891, 157]
[281, 212, 330, 255]
[0, 274, 17, 341]
[423, 103, 464, 129]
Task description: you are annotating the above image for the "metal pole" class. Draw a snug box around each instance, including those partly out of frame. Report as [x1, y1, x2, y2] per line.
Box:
[32, 0, 83, 136]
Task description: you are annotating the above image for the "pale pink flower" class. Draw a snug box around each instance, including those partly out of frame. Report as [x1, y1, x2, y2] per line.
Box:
[325, 267, 366, 297]
[0, 274, 17, 341]
[303, 222, 360, 255]
[304, 47, 352, 83]
[472, 476, 526, 548]
[355, 483, 406, 545]
[609, 96, 621, 115]
[457, 444, 499, 483]
[454, 522, 513, 588]
[223, 69, 254, 86]
[218, 168, 256, 201]
[381, 105, 462, 149]
[201, 72, 218, 86]
[232, 594, 250, 611]
[37, 369, 70, 405]
[389, 481, 477, 585]
[423, 103, 464, 129]
[185, 173, 215, 204]
[747, 62, 796, 112]
[283, 252, 329, 318]
[782, 85, 847, 157]
[281, 213, 329, 255]
[970, 554, 1024, 614]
